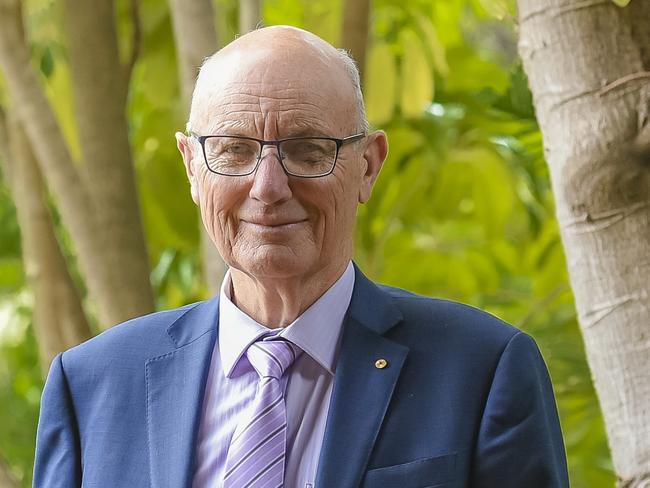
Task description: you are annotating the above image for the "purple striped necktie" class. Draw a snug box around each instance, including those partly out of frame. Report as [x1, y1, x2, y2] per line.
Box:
[223, 337, 302, 488]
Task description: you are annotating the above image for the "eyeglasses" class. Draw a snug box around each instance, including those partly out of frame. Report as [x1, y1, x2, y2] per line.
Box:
[189, 132, 366, 178]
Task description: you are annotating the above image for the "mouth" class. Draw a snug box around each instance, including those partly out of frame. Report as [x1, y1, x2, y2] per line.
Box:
[241, 219, 308, 229]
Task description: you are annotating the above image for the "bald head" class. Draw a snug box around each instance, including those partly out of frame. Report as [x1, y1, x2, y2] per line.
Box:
[187, 26, 367, 134]
[218, 25, 343, 62]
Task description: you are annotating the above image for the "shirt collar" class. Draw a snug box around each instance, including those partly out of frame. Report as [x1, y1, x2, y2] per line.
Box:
[218, 262, 355, 378]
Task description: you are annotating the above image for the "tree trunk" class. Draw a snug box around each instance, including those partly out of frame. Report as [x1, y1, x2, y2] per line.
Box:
[239, 0, 262, 34]
[169, 0, 219, 103]
[0, 0, 100, 308]
[169, 0, 226, 295]
[60, 0, 154, 323]
[517, 1, 650, 485]
[0, 0, 154, 328]
[0, 111, 92, 375]
[341, 0, 371, 83]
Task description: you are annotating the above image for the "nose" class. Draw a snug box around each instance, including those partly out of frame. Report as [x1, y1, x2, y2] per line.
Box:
[248, 146, 292, 205]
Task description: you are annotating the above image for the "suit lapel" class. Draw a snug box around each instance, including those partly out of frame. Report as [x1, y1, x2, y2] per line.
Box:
[146, 296, 219, 488]
[316, 267, 409, 488]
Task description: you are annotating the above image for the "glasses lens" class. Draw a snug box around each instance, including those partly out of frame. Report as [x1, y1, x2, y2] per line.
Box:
[203, 137, 259, 175]
[280, 138, 337, 176]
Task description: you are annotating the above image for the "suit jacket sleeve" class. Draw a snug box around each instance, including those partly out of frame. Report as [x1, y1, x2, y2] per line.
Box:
[471, 332, 569, 487]
[33, 353, 82, 488]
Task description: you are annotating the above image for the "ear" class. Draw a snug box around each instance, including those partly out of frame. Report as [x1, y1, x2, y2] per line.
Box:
[176, 132, 200, 205]
[358, 131, 388, 203]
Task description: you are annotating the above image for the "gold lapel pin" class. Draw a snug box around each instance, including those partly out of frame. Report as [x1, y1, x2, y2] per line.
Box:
[374, 358, 388, 369]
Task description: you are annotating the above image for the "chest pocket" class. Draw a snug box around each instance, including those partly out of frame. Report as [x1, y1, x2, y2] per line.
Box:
[360, 452, 456, 488]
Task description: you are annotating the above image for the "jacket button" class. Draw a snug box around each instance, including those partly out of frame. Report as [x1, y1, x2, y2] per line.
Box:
[375, 358, 388, 369]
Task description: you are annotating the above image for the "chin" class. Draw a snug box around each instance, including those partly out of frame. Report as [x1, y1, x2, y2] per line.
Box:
[234, 245, 314, 279]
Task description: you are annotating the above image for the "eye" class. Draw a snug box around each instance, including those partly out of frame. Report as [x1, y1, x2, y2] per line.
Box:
[297, 142, 327, 154]
[282, 139, 331, 160]
[205, 138, 259, 160]
[226, 143, 253, 155]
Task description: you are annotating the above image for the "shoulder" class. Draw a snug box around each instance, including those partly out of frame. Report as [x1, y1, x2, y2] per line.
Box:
[373, 285, 549, 401]
[378, 284, 524, 353]
[60, 301, 203, 371]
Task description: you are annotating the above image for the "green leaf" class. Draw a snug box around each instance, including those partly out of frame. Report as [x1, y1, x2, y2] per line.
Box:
[399, 29, 434, 117]
[365, 42, 397, 125]
[39, 47, 54, 78]
[44, 62, 82, 161]
[413, 14, 449, 77]
[0, 258, 23, 291]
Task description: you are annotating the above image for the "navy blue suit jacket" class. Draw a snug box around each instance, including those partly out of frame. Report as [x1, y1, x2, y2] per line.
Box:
[34, 266, 569, 487]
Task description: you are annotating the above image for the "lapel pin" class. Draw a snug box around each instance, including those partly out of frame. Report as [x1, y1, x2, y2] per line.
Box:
[374, 358, 388, 369]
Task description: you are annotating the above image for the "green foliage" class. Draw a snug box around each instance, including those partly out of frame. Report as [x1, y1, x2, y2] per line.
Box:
[0, 184, 23, 293]
[0, 0, 615, 486]
[0, 299, 41, 486]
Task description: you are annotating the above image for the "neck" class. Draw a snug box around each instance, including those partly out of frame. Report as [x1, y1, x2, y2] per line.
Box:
[229, 260, 350, 328]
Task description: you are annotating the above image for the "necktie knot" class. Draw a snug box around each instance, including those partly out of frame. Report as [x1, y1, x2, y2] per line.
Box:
[246, 337, 301, 380]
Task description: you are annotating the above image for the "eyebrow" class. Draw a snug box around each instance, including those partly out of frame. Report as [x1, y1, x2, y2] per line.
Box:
[284, 118, 332, 137]
[206, 119, 253, 136]
[203, 121, 335, 139]
[281, 128, 329, 138]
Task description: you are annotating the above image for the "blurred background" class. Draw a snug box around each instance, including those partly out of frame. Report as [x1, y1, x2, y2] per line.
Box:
[0, 0, 620, 486]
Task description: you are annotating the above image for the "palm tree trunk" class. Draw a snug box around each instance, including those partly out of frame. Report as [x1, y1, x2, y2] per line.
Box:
[0, 111, 92, 374]
[518, 1, 650, 485]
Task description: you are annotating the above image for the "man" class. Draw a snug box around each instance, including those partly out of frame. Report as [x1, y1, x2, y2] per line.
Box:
[34, 26, 569, 488]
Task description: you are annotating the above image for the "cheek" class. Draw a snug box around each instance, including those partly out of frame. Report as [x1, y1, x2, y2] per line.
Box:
[329, 164, 361, 220]
[307, 171, 360, 240]
[195, 170, 245, 240]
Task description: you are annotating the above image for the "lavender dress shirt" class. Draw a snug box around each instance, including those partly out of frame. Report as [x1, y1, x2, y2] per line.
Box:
[192, 262, 355, 487]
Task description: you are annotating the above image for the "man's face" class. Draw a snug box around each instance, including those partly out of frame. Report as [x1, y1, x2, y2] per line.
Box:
[178, 38, 386, 282]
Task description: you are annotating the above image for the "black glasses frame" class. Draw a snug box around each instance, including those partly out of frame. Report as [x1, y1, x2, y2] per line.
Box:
[188, 132, 366, 178]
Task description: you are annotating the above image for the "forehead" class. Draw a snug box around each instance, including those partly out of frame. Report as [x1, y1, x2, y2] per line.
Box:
[191, 49, 357, 137]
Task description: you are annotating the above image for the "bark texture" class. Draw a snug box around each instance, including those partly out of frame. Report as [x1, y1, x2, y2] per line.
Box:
[518, 0, 650, 485]
[341, 0, 371, 82]
[0, 111, 91, 374]
[169, 0, 226, 295]
[0, 0, 154, 327]
[239, 0, 262, 34]
[60, 0, 154, 322]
